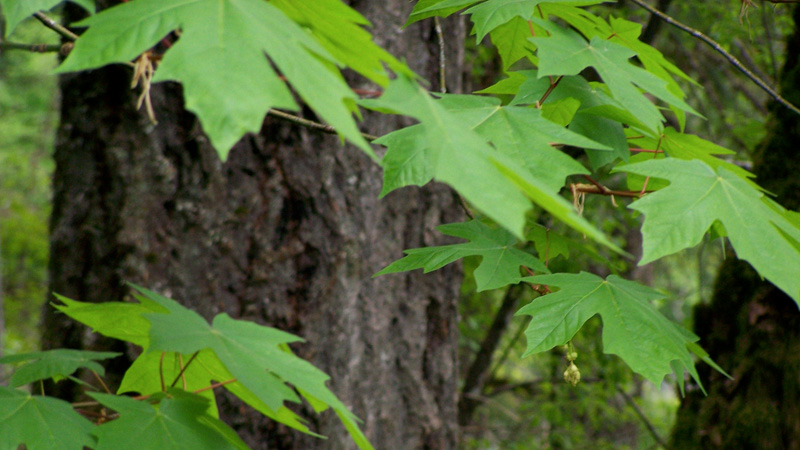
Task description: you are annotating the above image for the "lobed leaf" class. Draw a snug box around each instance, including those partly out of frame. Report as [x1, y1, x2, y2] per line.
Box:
[376, 220, 548, 291]
[55, 0, 400, 159]
[517, 272, 727, 391]
[617, 159, 800, 304]
[0, 386, 95, 450]
[0, 0, 94, 37]
[0, 349, 121, 387]
[90, 390, 248, 450]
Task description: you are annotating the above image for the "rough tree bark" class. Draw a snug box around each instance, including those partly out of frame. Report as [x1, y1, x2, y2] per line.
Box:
[670, 6, 800, 450]
[41, 2, 466, 449]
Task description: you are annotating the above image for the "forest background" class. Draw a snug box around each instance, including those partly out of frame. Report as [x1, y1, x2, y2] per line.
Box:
[0, 0, 799, 449]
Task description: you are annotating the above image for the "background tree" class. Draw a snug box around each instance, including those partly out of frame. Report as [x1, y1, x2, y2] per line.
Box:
[40, 2, 466, 449]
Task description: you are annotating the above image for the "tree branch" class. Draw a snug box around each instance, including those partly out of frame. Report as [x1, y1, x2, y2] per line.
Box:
[628, 0, 800, 116]
[616, 383, 671, 450]
[0, 40, 63, 53]
[33, 11, 79, 41]
[458, 284, 525, 426]
[267, 109, 379, 142]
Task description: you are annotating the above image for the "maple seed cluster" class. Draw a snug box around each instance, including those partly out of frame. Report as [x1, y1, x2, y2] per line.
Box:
[563, 343, 580, 387]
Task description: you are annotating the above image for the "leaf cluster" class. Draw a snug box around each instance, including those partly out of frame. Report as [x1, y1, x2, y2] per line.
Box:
[0, 285, 372, 450]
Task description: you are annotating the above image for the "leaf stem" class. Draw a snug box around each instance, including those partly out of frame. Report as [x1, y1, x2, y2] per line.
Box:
[537, 76, 563, 106]
[169, 351, 200, 388]
[159, 352, 166, 392]
[629, 148, 663, 153]
[194, 379, 237, 394]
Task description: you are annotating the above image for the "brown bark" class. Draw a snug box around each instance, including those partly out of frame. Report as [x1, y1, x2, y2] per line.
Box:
[42, 2, 466, 449]
[670, 6, 800, 450]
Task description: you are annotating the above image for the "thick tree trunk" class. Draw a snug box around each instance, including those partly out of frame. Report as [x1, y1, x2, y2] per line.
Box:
[670, 6, 800, 450]
[42, 2, 466, 449]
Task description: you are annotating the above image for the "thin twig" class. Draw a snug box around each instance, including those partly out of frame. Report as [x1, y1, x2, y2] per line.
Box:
[571, 183, 646, 198]
[0, 41, 62, 53]
[628, 0, 800, 116]
[91, 370, 112, 394]
[459, 285, 525, 425]
[582, 174, 610, 194]
[267, 109, 379, 141]
[33, 11, 79, 41]
[616, 383, 670, 449]
[434, 17, 447, 94]
[629, 148, 664, 153]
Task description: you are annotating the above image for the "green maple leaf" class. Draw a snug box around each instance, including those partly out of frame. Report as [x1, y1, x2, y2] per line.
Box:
[52, 290, 339, 438]
[0, 0, 94, 37]
[489, 16, 538, 69]
[466, 0, 605, 42]
[517, 273, 727, 390]
[617, 159, 800, 304]
[131, 285, 374, 450]
[436, 94, 608, 191]
[53, 293, 163, 347]
[512, 73, 630, 168]
[376, 220, 548, 291]
[363, 76, 533, 237]
[0, 349, 121, 387]
[0, 386, 96, 450]
[89, 390, 248, 450]
[56, 0, 395, 159]
[659, 128, 755, 182]
[407, 0, 483, 24]
[365, 77, 621, 250]
[530, 20, 699, 133]
[269, 0, 411, 86]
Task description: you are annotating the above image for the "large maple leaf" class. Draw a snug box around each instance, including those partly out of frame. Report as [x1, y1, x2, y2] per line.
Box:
[618, 158, 800, 304]
[0, 386, 95, 450]
[530, 20, 699, 134]
[518, 272, 727, 391]
[57, 0, 405, 158]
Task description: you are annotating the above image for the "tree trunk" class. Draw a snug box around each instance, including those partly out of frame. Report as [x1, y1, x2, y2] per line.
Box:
[42, 2, 466, 449]
[670, 6, 800, 450]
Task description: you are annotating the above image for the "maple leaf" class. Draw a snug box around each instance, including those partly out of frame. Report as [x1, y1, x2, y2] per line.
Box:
[52, 287, 364, 444]
[134, 285, 374, 450]
[512, 72, 631, 168]
[489, 17, 537, 69]
[365, 77, 621, 249]
[363, 76, 533, 237]
[56, 0, 399, 159]
[0, 349, 121, 387]
[376, 220, 548, 291]
[0, 386, 96, 450]
[0, 0, 93, 37]
[465, 0, 606, 42]
[518, 272, 728, 390]
[618, 158, 800, 304]
[89, 390, 248, 450]
[530, 20, 699, 133]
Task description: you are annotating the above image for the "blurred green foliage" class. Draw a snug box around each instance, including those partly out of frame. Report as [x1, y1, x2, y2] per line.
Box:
[0, 19, 59, 354]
